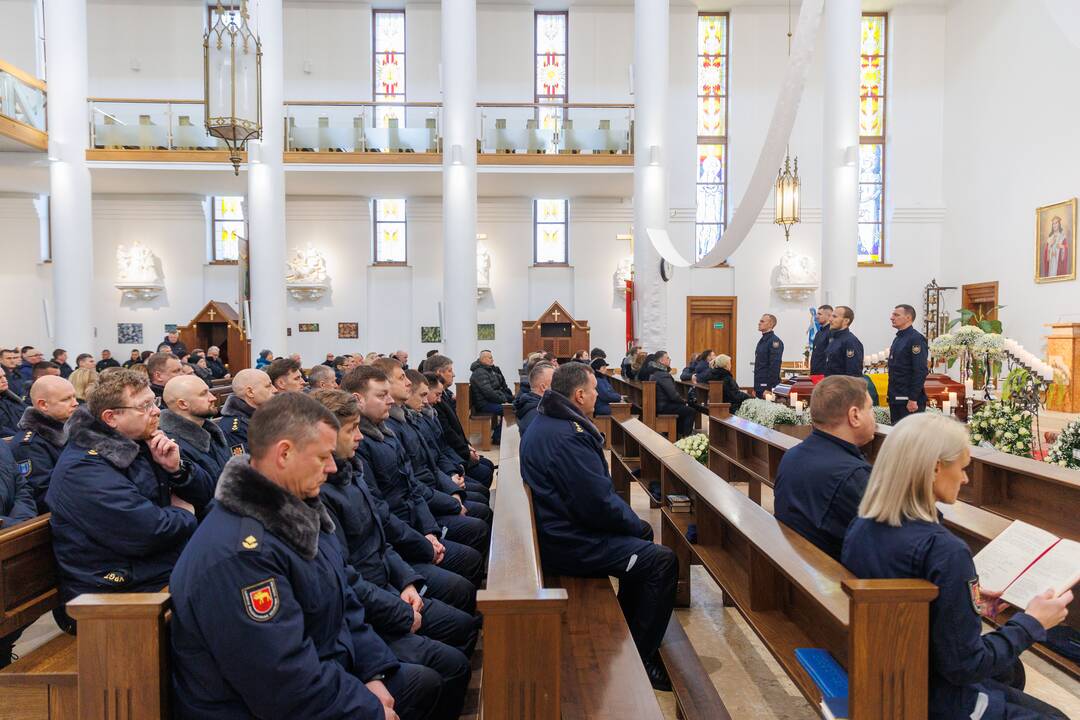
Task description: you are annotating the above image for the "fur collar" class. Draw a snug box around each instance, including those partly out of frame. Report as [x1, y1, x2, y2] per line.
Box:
[18, 407, 68, 447]
[214, 456, 334, 559]
[221, 394, 255, 419]
[388, 404, 406, 424]
[358, 415, 386, 442]
[159, 409, 226, 453]
[537, 390, 603, 444]
[65, 405, 141, 469]
[420, 405, 437, 420]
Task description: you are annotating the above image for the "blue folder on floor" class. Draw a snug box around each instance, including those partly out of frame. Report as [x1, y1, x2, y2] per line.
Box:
[795, 648, 848, 718]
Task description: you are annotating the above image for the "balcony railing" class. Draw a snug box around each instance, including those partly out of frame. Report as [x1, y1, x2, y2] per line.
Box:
[477, 103, 632, 156]
[88, 98, 229, 152]
[284, 101, 441, 154]
[0, 59, 47, 151]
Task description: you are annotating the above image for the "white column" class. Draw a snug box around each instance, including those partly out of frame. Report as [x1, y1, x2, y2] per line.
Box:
[633, 0, 669, 350]
[45, 0, 94, 354]
[820, 0, 861, 307]
[247, 0, 288, 362]
[441, 0, 478, 367]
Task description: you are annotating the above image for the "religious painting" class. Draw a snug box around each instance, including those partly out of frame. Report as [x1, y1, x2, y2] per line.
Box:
[117, 323, 144, 344]
[338, 322, 359, 340]
[1035, 198, 1076, 283]
[298, 323, 320, 333]
[421, 326, 442, 343]
[477, 323, 495, 341]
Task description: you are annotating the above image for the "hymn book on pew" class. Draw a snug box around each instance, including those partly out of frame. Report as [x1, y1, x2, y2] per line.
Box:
[973, 520, 1080, 609]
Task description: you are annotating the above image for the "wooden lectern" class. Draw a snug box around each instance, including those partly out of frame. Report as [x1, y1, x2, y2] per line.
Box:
[177, 301, 251, 374]
[1046, 322, 1080, 412]
[522, 302, 589, 363]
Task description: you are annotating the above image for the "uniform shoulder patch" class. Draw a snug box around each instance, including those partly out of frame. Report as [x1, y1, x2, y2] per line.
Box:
[21, 431, 33, 442]
[242, 578, 280, 622]
[846, 349, 855, 358]
[912, 344, 922, 354]
[231, 444, 245, 456]
[87, 449, 99, 456]
[241, 535, 259, 550]
[772, 341, 780, 348]
[17, 459, 31, 477]
[571, 421, 584, 433]
[967, 577, 983, 615]
[231, 417, 240, 432]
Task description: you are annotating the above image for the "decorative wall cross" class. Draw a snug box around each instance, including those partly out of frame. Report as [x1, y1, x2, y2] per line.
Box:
[551, 309, 561, 321]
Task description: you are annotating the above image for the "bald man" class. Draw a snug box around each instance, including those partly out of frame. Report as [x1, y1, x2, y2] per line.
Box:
[12, 376, 79, 512]
[219, 369, 276, 455]
[159, 376, 231, 485]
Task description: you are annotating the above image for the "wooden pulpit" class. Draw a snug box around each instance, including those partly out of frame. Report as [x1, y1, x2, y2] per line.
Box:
[1046, 322, 1080, 412]
[177, 301, 251, 374]
[522, 301, 589, 363]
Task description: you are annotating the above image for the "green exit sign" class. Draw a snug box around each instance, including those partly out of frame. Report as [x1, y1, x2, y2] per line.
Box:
[713, 322, 725, 329]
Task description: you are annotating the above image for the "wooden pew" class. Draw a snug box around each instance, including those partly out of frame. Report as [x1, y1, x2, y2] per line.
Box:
[609, 418, 683, 508]
[613, 419, 939, 718]
[709, 414, 1080, 680]
[589, 402, 632, 451]
[455, 381, 495, 450]
[674, 379, 730, 428]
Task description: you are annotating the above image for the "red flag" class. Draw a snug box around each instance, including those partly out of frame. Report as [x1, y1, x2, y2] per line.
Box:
[625, 279, 635, 352]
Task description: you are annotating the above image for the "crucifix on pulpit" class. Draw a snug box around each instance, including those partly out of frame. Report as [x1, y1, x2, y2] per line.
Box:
[521, 301, 589, 363]
[177, 301, 251, 373]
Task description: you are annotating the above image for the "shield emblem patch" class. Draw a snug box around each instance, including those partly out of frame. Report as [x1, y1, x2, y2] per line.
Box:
[242, 578, 279, 622]
[772, 341, 780, 348]
[846, 349, 855, 358]
[912, 345, 922, 354]
[231, 444, 245, 456]
[17, 459, 31, 477]
[967, 577, 983, 615]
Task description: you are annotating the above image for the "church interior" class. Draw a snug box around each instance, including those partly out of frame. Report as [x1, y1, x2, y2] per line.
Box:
[1, 0, 1079, 718]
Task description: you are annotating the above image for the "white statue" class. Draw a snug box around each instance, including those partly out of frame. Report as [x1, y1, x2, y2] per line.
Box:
[614, 256, 633, 294]
[116, 242, 160, 284]
[772, 247, 819, 301]
[285, 244, 328, 285]
[477, 244, 492, 291]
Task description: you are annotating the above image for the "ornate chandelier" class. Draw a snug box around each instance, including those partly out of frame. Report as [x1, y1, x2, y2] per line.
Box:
[774, 0, 801, 241]
[204, 0, 262, 175]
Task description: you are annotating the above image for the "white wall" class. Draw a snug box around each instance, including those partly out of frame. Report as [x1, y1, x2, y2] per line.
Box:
[942, 0, 1080, 356]
[0, 195, 52, 349]
[0, 0, 38, 73]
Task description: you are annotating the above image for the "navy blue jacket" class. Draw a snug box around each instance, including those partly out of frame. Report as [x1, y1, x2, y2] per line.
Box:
[887, 326, 930, 404]
[810, 327, 830, 375]
[843, 516, 1046, 720]
[754, 331, 784, 394]
[12, 407, 67, 513]
[385, 407, 462, 517]
[824, 327, 864, 377]
[46, 407, 207, 602]
[417, 408, 465, 477]
[219, 395, 255, 455]
[205, 357, 228, 380]
[169, 457, 397, 719]
[401, 407, 464, 499]
[593, 376, 623, 416]
[0, 438, 36, 527]
[159, 410, 231, 490]
[321, 456, 423, 638]
[356, 416, 440, 537]
[774, 429, 871, 561]
[434, 390, 471, 463]
[520, 390, 650, 574]
[513, 392, 542, 434]
[3, 369, 26, 399]
[352, 455, 436, 566]
[0, 392, 24, 437]
[16, 361, 33, 384]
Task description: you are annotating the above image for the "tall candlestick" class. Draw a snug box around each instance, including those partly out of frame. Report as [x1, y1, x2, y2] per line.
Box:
[964, 379, 974, 395]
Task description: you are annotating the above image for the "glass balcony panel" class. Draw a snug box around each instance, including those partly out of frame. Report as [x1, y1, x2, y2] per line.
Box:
[478, 103, 631, 155]
[89, 100, 224, 151]
[0, 64, 47, 131]
[285, 103, 439, 153]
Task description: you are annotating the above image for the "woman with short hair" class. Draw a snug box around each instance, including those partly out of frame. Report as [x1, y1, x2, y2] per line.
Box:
[68, 367, 99, 404]
[694, 354, 749, 414]
[842, 413, 1071, 720]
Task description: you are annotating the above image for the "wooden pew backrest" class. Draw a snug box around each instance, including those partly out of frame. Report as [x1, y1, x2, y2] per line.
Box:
[0, 515, 58, 638]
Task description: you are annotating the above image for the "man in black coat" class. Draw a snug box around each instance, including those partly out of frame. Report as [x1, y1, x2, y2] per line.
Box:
[425, 356, 495, 489]
[886, 304, 930, 424]
[96, 349, 121, 373]
[13, 376, 78, 512]
[52, 350, 74, 379]
[161, 330, 188, 358]
[641, 351, 696, 439]
[754, 313, 784, 396]
[810, 305, 833, 376]
[219, 369, 277, 455]
[469, 350, 513, 445]
[0, 373, 26, 437]
[159, 376, 231, 486]
[146, 352, 183, 400]
[204, 346, 229, 380]
[823, 306, 865, 378]
[513, 361, 555, 435]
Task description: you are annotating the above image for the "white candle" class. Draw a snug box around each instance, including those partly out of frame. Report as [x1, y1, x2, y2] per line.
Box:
[790, 392, 798, 406]
[942, 400, 951, 415]
[948, 392, 957, 404]
[964, 379, 974, 395]
[793, 400, 803, 413]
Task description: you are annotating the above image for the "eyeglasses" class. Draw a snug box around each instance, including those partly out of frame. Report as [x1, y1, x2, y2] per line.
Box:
[111, 399, 159, 414]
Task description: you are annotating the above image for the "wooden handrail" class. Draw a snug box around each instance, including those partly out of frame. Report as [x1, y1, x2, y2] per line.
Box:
[0, 58, 46, 92]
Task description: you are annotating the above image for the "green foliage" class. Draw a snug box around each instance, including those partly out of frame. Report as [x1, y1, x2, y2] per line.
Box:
[946, 306, 1005, 335]
[1001, 367, 1031, 404]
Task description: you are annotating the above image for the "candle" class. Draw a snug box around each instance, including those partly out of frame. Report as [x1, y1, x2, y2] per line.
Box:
[942, 400, 951, 416]
[948, 392, 957, 405]
[790, 392, 798, 406]
[793, 400, 803, 413]
[964, 379, 974, 395]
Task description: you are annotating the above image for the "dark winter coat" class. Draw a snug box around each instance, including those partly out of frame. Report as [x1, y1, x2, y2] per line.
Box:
[469, 361, 513, 408]
[12, 407, 68, 512]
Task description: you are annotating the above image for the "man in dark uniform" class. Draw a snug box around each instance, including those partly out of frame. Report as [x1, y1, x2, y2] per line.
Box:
[204, 346, 229, 380]
[96, 349, 121, 373]
[809, 305, 833, 375]
[52, 350, 73, 379]
[46, 370, 213, 611]
[219, 368, 277, 455]
[513, 362, 555, 434]
[520, 362, 677, 691]
[1, 349, 26, 399]
[754, 313, 784, 396]
[823, 305, 865, 377]
[146, 352, 183, 400]
[773, 376, 875, 561]
[13, 375, 78, 512]
[0, 372, 26, 437]
[161, 330, 188, 358]
[168, 393, 440, 720]
[159, 375, 231, 485]
[425, 355, 495, 489]
[887, 304, 930, 425]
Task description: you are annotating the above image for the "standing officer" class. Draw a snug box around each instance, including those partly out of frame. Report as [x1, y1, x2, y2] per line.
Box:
[810, 305, 833, 375]
[823, 306, 864, 377]
[754, 314, 784, 396]
[886, 304, 929, 424]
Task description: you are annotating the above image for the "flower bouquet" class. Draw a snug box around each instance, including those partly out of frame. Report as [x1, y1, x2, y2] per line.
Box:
[968, 401, 1033, 458]
[1045, 418, 1080, 470]
[674, 433, 709, 465]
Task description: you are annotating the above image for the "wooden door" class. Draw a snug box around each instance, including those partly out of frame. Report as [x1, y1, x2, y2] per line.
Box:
[686, 296, 737, 368]
[961, 281, 999, 323]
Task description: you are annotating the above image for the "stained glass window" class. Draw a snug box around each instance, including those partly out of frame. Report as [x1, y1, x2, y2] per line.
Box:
[696, 13, 729, 260]
[373, 198, 407, 264]
[373, 11, 406, 129]
[859, 13, 887, 264]
[534, 199, 568, 264]
[535, 12, 567, 130]
[212, 196, 244, 262]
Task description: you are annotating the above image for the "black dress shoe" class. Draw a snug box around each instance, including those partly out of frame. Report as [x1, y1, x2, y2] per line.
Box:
[644, 655, 672, 692]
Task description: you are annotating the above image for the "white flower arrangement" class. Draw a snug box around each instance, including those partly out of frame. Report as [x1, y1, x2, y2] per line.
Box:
[1045, 418, 1080, 470]
[952, 325, 986, 344]
[968, 401, 1033, 458]
[674, 433, 710, 465]
[970, 332, 1006, 360]
[735, 398, 801, 428]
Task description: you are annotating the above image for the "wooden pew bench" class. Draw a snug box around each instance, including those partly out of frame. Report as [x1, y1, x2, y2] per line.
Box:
[0, 515, 172, 719]
[612, 420, 939, 717]
[609, 418, 682, 508]
[674, 379, 731, 428]
[455, 382, 495, 450]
